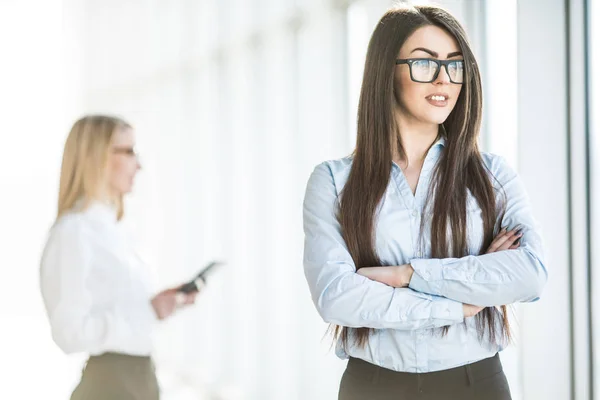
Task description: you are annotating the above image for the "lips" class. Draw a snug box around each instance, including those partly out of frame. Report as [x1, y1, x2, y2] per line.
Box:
[425, 93, 449, 107]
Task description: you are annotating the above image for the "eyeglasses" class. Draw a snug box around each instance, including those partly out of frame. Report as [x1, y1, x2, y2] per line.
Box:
[112, 146, 139, 158]
[395, 58, 464, 84]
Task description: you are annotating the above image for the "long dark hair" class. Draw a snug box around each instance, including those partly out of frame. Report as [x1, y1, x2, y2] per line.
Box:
[334, 4, 510, 349]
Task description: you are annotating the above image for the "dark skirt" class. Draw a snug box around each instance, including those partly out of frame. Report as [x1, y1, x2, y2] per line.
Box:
[339, 353, 512, 400]
[70, 352, 160, 400]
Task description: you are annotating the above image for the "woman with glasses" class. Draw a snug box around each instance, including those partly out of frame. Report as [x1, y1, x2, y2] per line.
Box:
[302, 5, 546, 399]
[40, 115, 197, 400]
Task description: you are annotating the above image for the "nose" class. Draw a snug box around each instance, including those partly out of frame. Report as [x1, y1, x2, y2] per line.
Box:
[434, 65, 451, 84]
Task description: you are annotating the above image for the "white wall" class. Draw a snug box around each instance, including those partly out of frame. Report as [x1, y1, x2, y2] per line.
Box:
[0, 1, 87, 399]
[517, 0, 572, 399]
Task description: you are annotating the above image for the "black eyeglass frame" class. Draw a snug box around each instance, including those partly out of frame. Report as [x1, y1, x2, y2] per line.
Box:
[395, 58, 465, 84]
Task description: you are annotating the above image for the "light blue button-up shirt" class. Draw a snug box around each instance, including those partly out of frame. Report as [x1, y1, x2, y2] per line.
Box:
[302, 138, 547, 373]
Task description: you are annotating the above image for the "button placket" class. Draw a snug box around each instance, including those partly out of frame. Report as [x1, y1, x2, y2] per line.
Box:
[390, 168, 413, 212]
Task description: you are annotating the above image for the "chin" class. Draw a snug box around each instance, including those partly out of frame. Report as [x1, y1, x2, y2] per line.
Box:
[421, 112, 451, 125]
[120, 184, 133, 195]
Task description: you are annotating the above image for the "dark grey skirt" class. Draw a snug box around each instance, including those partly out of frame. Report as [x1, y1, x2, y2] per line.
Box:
[70, 352, 159, 400]
[339, 353, 512, 400]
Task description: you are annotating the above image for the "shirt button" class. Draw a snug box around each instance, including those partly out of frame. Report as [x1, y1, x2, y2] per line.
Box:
[411, 210, 418, 217]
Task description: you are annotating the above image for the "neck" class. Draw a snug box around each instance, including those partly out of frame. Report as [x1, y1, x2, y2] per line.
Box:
[97, 194, 116, 206]
[94, 190, 120, 212]
[393, 110, 439, 168]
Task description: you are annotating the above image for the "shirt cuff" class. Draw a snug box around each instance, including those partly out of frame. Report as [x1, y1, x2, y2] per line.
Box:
[409, 258, 445, 296]
[430, 298, 464, 323]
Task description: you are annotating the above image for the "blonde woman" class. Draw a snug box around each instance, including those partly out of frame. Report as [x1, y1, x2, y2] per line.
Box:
[40, 115, 196, 400]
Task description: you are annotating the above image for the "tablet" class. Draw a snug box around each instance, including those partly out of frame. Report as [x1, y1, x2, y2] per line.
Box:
[178, 261, 223, 293]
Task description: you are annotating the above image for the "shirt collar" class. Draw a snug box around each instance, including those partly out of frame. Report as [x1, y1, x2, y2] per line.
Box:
[74, 198, 119, 223]
[433, 135, 446, 148]
[347, 127, 447, 161]
[433, 123, 447, 148]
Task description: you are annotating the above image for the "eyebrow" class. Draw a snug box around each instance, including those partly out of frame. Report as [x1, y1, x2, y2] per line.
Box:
[410, 47, 463, 58]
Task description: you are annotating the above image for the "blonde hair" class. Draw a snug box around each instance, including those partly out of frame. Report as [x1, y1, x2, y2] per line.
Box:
[57, 115, 132, 220]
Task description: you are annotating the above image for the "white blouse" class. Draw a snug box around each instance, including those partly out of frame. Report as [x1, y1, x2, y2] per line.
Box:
[40, 201, 158, 356]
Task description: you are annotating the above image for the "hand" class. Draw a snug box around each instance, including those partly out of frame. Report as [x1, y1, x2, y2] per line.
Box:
[151, 287, 198, 320]
[151, 288, 179, 320]
[175, 290, 198, 307]
[463, 303, 484, 318]
[486, 226, 523, 254]
[356, 264, 414, 288]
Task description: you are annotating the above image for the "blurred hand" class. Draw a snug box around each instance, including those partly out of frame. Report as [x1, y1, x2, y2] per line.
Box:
[486, 227, 523, 254]
[151, 287, 198, 320]
[175, 290, 198, 307]
[356, 264, 414, 288]
[151, 289, 178, 320]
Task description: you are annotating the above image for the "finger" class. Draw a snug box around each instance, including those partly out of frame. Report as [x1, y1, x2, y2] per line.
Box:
[487, 229, 509, 252]
[162, 287, 180, 295]
[175, 292, 186, 307]
[509, 243, 521, 250]
[498, 231, 523, 250]
[496, 234, 519, 251]
[489, 229, 521, 252]
[495, 229, 518, 245]
[491, 228, 508, 242]
[184, 293, 197, 304]
[487, 235, 512, 253]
